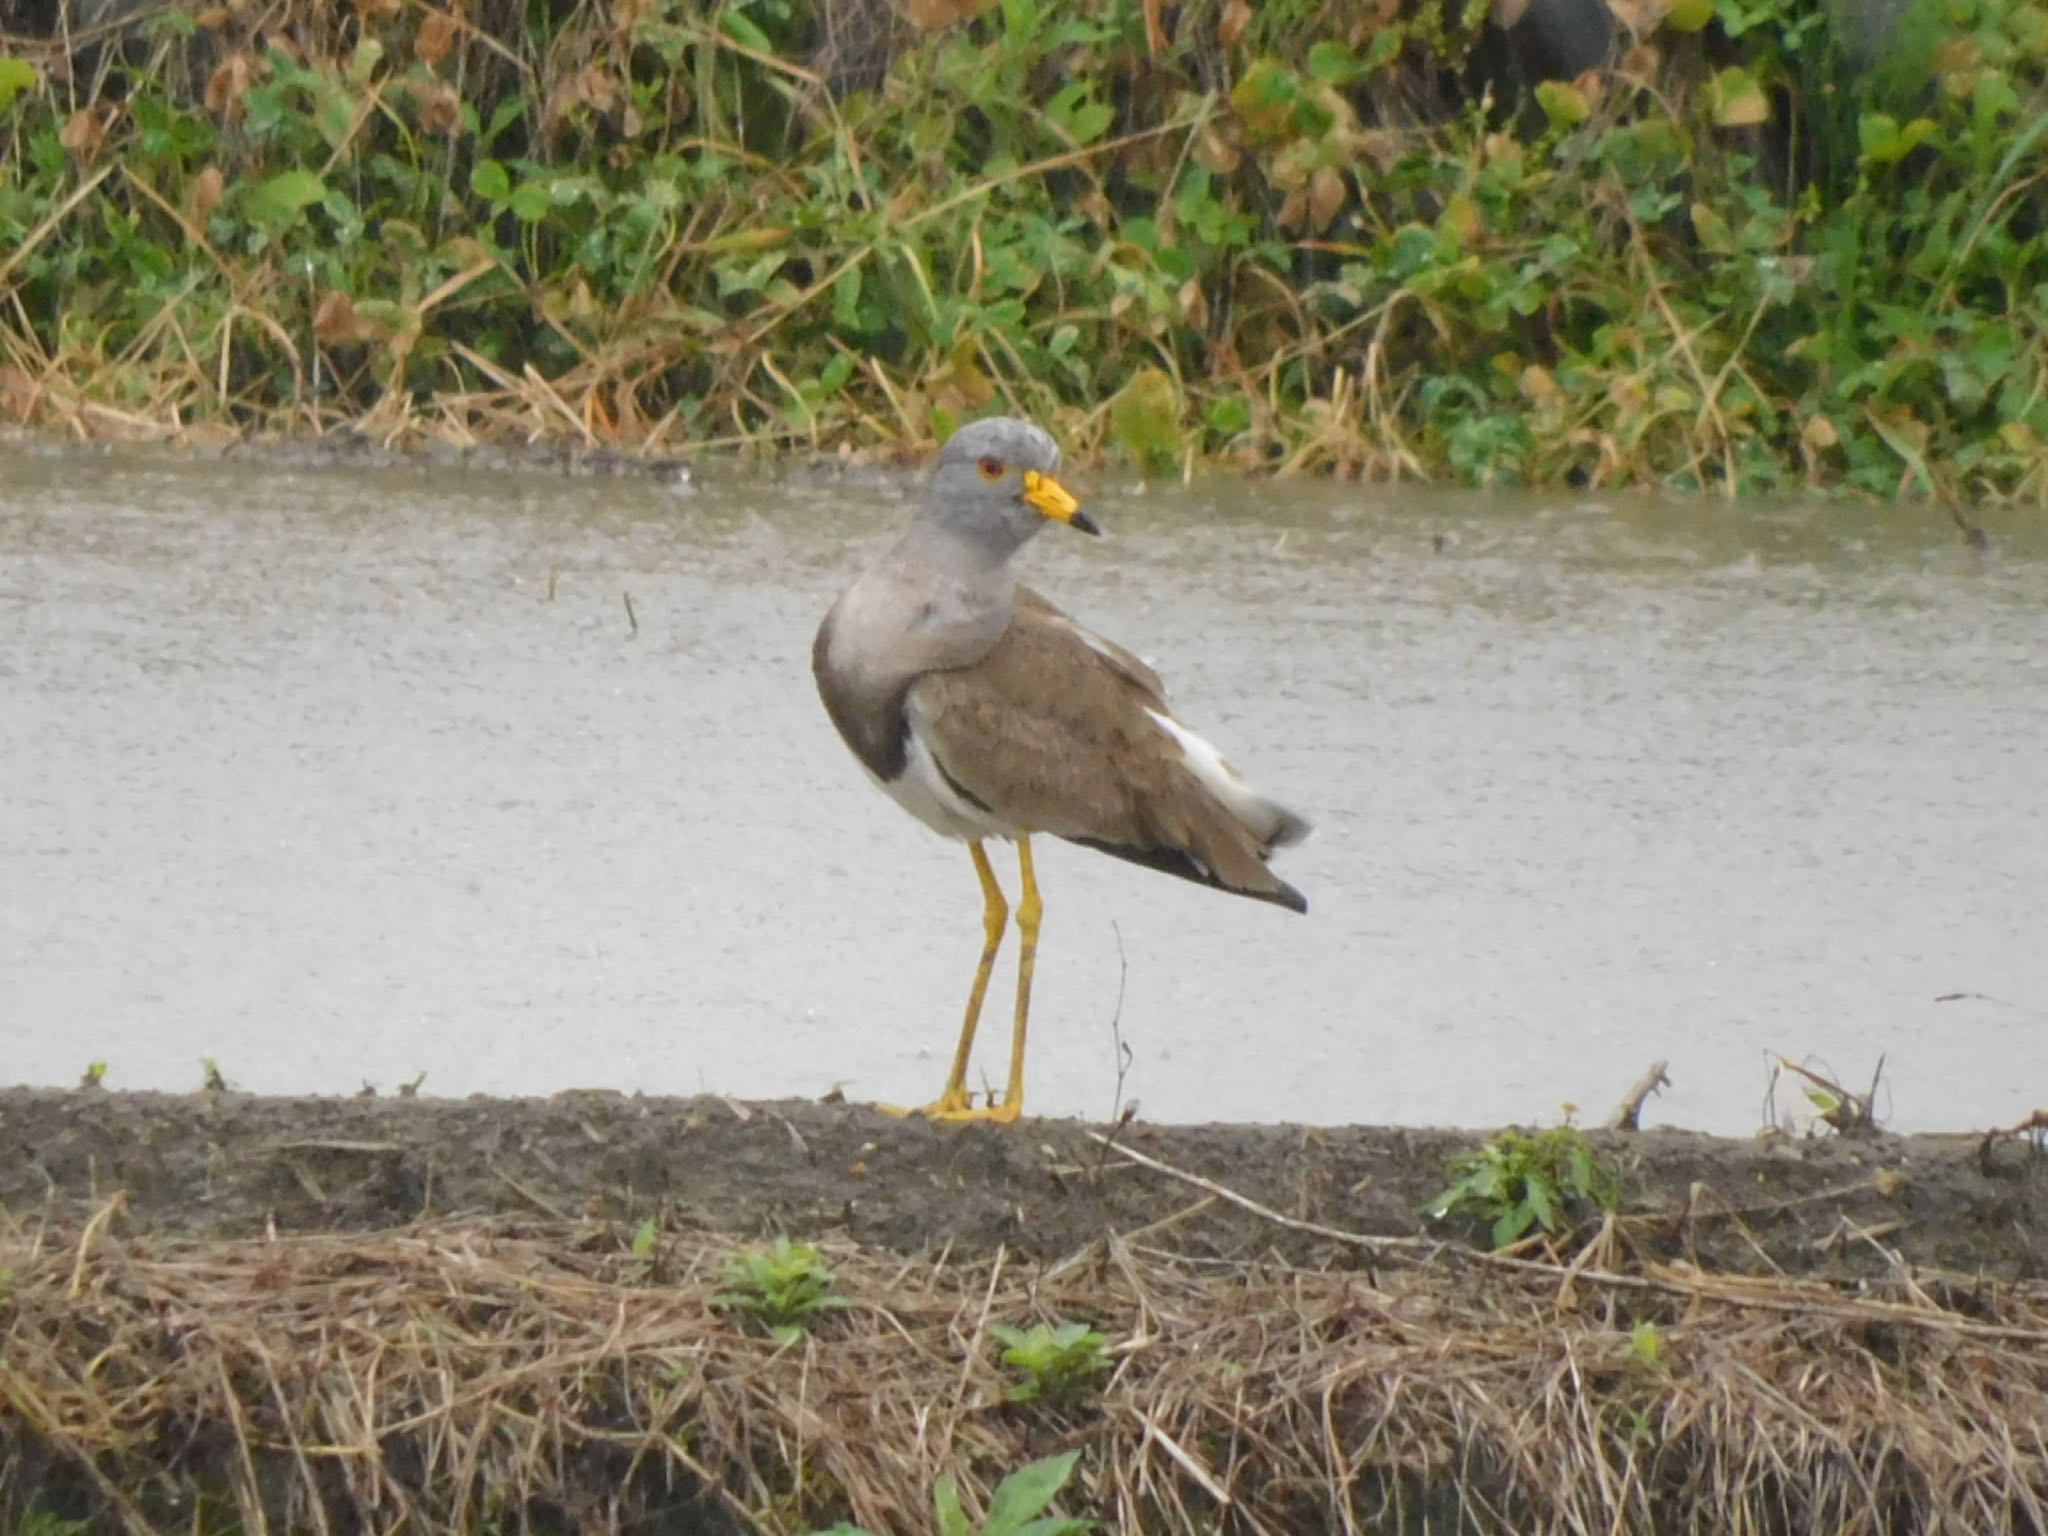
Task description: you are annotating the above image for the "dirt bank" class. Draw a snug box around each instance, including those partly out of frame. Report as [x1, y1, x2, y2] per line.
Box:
[5, 1087, 2045, 1278]
[8, 1087, 2048, 1535]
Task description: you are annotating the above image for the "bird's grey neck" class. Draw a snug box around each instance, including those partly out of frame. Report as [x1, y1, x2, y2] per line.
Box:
[894, 515, 1032, 580]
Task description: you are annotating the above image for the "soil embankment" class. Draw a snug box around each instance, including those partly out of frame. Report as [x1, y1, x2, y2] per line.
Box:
[6, 1088, 2048, 1536]
[6, 1086, 2046, 1273]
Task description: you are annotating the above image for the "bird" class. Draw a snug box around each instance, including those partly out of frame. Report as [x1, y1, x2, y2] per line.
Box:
[812, 416, 1309, 1123]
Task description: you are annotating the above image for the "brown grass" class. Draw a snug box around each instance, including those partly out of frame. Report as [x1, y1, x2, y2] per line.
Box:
[5, 1185, 2048, 1536]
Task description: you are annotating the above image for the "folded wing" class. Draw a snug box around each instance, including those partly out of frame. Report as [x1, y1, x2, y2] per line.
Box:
[909, 590, 1310, 912]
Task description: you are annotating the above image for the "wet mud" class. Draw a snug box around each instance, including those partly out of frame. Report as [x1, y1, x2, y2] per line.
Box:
[5, 1088, 2044, 1278]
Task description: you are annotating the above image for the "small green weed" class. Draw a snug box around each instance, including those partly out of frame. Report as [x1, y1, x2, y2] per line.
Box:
[991, 1320, 1113, 1404]
[712, 1237, 849, 1343]
[1426, 1118, 1620, 1249]
[814, 1449, 1093, 1536]
[14, 1513, 92, 1536]
[623, 1216, 660, 1282]
[1628, 1319, 1664, 1370]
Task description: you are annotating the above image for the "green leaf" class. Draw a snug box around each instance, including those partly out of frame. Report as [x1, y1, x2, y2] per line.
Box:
[509, 181, 553, 222]
[717, 248, 788, 296]
[833, 265, 864, 329]
[1387, 223, 1438, 278]
[1044, 15, 1112, 45]
[1230, 59, 1301, 145]
[1567, 1141, 1596, 1197]
[1525, 1177, 1557, 1232]
[718, 8, 774, 51]
[817, 353, 854, 394]
[999, 0, 1039, 43]
[1857, 112, 1899, 160]
[1971, 69, 2020, 126]
[1535, 80, 1589, 129]
[1306, 41, 1361, 84]
[1707, 67, 1769, 128]
[1362, 27, 1403, 70]
[1492, 1204, 1537, 1248]
[1689, 201, 1734, 253]
[242, 170, 329, 230]
[1600, 119, 1682, 185]
[1205, 395, 1252, 438]
[984, 1452, 1082, 1536]
[1857, 112, 1936, 166]
[935, 1474, 971, 1536]
[471, 158, 512, 203]
[1046, 81, 1112, 145]
[314, 83, 358, 150]
[1119, 215, 1159, 252]
[484, 97, 525, 146]
[631, 1217, 657, 1259]
[0, 57, 38, 114]
[1665, 0, 1712, 30]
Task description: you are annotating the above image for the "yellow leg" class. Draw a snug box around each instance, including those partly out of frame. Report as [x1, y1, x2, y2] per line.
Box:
[882, 841, 1007, 1119]
[1000, 835, 1043, 1118]
[934, 841, 1009, 1113]
[921, 835, 1040, 1126]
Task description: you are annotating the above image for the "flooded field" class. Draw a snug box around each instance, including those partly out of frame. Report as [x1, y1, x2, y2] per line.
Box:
[3, 448, 2044, 1131]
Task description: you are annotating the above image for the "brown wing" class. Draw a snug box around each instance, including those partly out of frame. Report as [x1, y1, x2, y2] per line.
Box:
[1014, 586, 1168, 706]
[910, 598, 1307, 912]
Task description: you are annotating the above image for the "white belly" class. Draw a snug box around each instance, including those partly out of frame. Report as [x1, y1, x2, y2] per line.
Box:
[871, 723, 1018, 842]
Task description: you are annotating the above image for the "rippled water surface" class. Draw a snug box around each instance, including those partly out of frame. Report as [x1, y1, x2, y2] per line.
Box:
[4, 448, 2044, 1130]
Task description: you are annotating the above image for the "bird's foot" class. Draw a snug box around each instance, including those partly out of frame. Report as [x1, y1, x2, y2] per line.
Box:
[924, 1096, 1022, 1125]
[876, 1090, 1020, 1124]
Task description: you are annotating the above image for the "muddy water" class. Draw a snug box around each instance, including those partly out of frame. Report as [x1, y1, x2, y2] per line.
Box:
[3, 449, 2044, 1132]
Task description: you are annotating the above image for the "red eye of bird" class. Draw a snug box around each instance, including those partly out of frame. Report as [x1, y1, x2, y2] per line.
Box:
[977, 456, 1004, 481]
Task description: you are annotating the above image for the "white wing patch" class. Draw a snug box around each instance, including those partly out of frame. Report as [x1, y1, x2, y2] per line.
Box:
[1148, 708, 1308, 849]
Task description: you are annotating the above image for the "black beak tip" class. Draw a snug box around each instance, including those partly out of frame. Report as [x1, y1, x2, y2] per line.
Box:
[1070, 510, 1103, 536]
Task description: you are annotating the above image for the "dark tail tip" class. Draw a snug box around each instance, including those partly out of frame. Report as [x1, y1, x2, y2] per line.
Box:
[1265, 877, 1308, 915]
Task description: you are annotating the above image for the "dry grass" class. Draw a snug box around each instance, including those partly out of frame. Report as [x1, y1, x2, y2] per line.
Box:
[5, 1192, 2047, 1536]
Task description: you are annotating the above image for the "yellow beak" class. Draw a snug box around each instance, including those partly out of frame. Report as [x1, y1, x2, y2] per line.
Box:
[1022, 470, 1100, 535]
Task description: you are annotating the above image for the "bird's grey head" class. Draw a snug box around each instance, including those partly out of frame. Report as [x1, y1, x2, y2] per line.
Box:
[918, 416, 1100, 558]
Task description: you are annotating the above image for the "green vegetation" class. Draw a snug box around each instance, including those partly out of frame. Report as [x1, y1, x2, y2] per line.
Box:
[11, 1513, 91, 1536]
[1426, 1118, 1621, 1249]
[712, 1236, 850, 1341]
[1, 0, 2044, 496]
[991, 1319, 1113, 1403]
[816, 1450, 1093, 1536]
[624, 1214, 661, 1282]
[1628, 1318, 1665, 1370]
